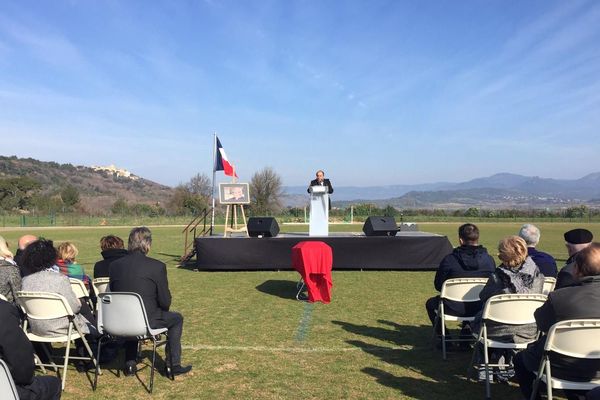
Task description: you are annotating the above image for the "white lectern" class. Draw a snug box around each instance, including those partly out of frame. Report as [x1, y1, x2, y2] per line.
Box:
[309, 185, 329, 236]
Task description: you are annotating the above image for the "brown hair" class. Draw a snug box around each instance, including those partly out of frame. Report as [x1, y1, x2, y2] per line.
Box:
[57, 242, 78, 263]
[100, 235, 124, 251]
[575, 243, 600, 278]
[458, 223, 479, 244]
[498, 236, 528, 269]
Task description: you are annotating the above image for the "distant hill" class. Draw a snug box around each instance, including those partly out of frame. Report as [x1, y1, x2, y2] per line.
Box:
[0, 155, 174, 213]
[285, 172, 600, 208]
[3, 155, 598, 211]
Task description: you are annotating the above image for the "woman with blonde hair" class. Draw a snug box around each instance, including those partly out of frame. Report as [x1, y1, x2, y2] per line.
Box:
[476, 236, 544, 340]
[0, 235, 21, 303]
[473, 235, 544, 382]
[56, 241, 90, 288]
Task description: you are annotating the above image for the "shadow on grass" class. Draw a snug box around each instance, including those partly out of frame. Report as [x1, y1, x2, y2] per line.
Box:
[157, 252, 184, 264]
[332, 319, 512, 399]
[255, 280, 299, 299]
[175, 256, 201, 271]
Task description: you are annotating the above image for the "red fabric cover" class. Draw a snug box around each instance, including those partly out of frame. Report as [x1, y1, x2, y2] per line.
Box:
[292, 241, 333, 303]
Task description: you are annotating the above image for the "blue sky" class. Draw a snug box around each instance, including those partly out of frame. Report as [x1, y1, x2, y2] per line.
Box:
[1, 0, 599, 187]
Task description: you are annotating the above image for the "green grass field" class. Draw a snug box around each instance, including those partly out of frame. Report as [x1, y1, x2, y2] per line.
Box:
[1, 222, 598, 399]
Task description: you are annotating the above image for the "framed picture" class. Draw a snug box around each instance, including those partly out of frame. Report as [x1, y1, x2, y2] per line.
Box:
[219, 183, 250, 204]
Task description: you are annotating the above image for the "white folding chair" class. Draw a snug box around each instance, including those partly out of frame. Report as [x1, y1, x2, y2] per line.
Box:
[0, 359, 19, 400]
[531, 319, 600, 400]
[16, 291, 96, 391]
[92, 278, 110, 296]
[94, 292, 172, 394]
[69, 278, 89, 299]
[433, 278, 489, 360]
[468, 293, 547, 400]
[69, 278, 94, 311]
[542, 277, 557, 295]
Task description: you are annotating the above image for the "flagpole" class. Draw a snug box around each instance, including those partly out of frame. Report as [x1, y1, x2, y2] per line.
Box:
[210, 132, 217, 235]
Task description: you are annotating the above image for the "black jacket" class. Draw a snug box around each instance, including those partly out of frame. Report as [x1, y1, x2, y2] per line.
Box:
[526, 276, 600, 380]
[307, 179, 334, 194]
[93, 248, 128, 279]
[433, 245, 495, 317]
[0, 300, 35, 386]
[109, 251, 171, 324]
[555, 254, 578, 290]
[434, 245, 496, 291]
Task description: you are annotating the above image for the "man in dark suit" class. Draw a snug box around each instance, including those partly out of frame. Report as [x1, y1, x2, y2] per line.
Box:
[109, 227, 192, 377]
[307, 170, 334, 210]
[0, 299, 61, 400]
[307, 170, 334, 194]
[514, 242, 600, 400]
[555, 228, 593, 289]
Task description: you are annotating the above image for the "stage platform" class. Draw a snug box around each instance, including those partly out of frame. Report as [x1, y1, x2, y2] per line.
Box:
[195, 232, 453, 271]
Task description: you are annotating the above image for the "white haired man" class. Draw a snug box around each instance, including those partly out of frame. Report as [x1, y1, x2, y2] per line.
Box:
[109, 227, 192, 377]
[518, 224, 557, 277]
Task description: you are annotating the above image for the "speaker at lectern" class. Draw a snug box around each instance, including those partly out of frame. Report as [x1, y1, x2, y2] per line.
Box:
[309, 185, 329, 236]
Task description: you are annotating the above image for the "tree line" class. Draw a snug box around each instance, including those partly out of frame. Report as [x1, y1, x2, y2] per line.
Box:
[2, 172, 597, 220]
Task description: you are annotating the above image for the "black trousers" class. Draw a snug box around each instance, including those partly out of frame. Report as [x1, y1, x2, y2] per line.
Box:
[426, 295, 483, 326]
[125, 311, 184, 366]
[17, 376, 61, 400]
[514, 350, 589, 400]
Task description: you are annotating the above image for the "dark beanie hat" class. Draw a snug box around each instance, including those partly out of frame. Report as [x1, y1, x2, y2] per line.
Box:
[564, 228, 593, 244]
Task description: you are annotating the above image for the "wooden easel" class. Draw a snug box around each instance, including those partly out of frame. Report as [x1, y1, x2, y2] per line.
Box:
[223, 173, 248, 237]
[223, 203, 248, 237]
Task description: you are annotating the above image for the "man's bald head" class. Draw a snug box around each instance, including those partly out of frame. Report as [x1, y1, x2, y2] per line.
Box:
[18, 235, 38, 250]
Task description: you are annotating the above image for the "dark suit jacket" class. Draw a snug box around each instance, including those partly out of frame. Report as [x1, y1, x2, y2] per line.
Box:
[521, 276, 600, 380]
[0, 300, 36, 386]
[528, 247, 558, 278]
[555, 253, 579, 289]
[307, 179, 333, 194]
[109, 251, 171, 324]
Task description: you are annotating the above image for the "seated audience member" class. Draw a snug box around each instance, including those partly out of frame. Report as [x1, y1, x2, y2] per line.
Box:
[21, 239, 95, 338]
[555, 228, 593, 289]
[476, 236, 544, 342]
[0, 235, 21, 303]
[514, 243, 600, 400]
[518, 223, 558, 277]
[110, 227, 192, 377]
[425, 223, 496, 327]
[56, 242, 90, 287]
[0, 298, 61, 400]
[14, 234, 38, 267]
[587, 387, 600, 400]
[93, 235, 127, 279]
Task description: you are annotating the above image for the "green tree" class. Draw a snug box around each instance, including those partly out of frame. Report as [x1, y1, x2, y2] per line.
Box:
[0, 177, 41, 211]
[111, 198, 130, 215]
[60, 185, 80, 209]
[383, 205, 397, 217]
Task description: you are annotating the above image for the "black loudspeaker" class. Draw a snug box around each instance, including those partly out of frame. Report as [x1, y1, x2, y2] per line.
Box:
[362, 216, 398, 236]
[247, 217, 280, 237]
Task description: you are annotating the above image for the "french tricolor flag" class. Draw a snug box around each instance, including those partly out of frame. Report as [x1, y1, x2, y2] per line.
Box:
[215, 137, 237, 177]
